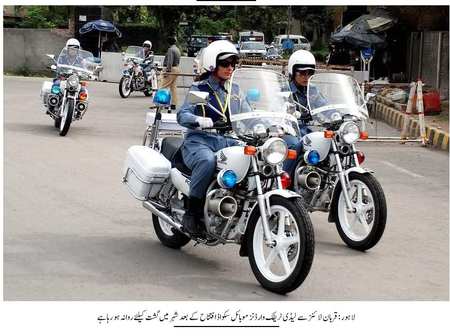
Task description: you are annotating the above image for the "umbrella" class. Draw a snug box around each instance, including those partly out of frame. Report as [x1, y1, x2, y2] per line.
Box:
[79, 20, 122, 57]
[330, 9, 396, 49]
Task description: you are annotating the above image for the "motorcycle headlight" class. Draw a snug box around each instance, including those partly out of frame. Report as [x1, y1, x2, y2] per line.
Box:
[262, 138, 288, 165]
[340, 121, 360, 144]
[67, 74, 79, 89]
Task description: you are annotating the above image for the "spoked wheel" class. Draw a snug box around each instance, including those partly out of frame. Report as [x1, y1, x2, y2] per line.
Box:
[247, 196, 314, 294]
[59, 99, 73, 136]
[119, 77, 132, 98]
[335, 173, 386, 251]
[152, 214, 190, 249]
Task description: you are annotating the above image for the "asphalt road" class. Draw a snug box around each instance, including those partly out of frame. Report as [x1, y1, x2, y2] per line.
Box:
[4, 76, 449, 300]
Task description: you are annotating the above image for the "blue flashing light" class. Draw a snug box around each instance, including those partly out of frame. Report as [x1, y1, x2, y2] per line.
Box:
[51, 85, 61, 94]
[307, 150, 320, 165]
[153, 89, 171, 105]
[221, 170, 237, 188]
[246, 88, 261, 102]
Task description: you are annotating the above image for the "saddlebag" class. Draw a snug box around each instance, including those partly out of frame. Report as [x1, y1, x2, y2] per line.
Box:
[123, 145, 171, 200]
[40, 81, 53, 106]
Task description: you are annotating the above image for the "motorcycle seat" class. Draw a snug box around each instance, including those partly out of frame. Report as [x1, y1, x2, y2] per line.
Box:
[160, 137, 192, 176]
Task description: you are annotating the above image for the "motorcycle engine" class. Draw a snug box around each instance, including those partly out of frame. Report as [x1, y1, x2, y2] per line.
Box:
[135, 77, 145, 90]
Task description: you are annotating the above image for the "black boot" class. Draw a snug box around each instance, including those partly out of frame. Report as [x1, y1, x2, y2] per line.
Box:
[181, 197, 205, 237]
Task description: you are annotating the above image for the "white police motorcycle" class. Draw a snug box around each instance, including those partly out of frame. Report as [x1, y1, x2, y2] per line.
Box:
[123, 68, 315, 294]
[291, 72, 386, 251]
[41, 47, 97, 136]
[119, 46, 160, 98]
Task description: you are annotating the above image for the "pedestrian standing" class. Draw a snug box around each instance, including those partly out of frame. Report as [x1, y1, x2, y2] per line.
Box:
[161, 36, 181, 110]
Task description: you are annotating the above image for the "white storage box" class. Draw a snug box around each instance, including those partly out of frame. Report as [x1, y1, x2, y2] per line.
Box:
[123, 145, 171, 200]
[146, 112, 186, 132]
[40, 81, 53, 105]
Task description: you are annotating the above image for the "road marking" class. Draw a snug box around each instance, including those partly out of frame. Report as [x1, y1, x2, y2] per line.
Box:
[380, 160, 425, 179]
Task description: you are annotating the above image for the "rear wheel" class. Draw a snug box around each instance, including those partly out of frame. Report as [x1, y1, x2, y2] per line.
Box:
[143, 88, 153, 97]
[59, 99, 73, 136]
[119, 76, 132, 98]
[247, 196, 314, 294]
[153, 215, 191, 249]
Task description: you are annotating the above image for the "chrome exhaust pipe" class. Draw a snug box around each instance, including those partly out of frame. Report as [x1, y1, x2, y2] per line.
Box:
[142, 200, 184, 232]
[207, 196, 238, 219]
[298, 171, 321, 190]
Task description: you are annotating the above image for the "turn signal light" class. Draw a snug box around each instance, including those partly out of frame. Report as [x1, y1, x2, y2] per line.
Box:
[280, 171, 292, 189]
[360, 131, 369, 140]
[244, 146, 257, 156]
[356, 151, 365, 164]
[287, 149, 297, 160]
[324, 130, 334, 138]
[79, 92, 88, 101]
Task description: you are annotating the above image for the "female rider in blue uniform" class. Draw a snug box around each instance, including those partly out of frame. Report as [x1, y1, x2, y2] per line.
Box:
[177, 40, 240, 236]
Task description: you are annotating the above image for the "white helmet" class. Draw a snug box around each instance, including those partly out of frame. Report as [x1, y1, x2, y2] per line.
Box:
[288, 50, 316, 76]
[66, 38, 80, 49]
[143, 40, 152, 49]
[202, 40, 238, 72]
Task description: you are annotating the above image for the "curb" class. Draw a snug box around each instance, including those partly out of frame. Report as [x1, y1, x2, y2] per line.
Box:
[374, 98, 449, 151]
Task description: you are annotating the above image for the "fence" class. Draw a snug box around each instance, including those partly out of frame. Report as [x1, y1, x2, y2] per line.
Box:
[407, 31, 449, 99]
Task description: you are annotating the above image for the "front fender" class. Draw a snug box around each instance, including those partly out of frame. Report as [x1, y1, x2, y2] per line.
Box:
[344, 166, 373, 178]
[239, 189, 302, 257]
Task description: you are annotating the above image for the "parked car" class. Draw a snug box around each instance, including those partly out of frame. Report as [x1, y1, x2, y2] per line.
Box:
[187, 35, 208, 57]
[239, 41, 267, 58]
[273, 34, 311, 51]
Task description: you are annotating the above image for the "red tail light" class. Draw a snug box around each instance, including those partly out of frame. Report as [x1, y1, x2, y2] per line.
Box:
[356, 151, 365, 164]
[280, 172, 291, 189]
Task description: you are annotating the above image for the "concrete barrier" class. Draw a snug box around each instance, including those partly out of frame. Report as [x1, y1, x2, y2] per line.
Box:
[4, 28, 71, 73]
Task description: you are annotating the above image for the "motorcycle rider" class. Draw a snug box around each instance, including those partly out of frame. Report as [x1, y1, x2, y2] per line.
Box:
[140, 40, 154, 83]
[57, 38, 84, 68]
[177, 40, 241, 237]
[283, 50, 325, 176]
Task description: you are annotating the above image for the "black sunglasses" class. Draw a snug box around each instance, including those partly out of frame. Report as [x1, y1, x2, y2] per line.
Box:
[295, 69, 315, 76]
[217, 59, 237, 68]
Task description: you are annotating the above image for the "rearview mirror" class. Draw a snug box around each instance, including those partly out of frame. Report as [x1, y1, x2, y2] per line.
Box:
[50, 65, 57, 71]
[188, 91, 209, 104]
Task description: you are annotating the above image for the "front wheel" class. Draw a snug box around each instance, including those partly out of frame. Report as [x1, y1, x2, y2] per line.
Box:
[334, 173, 387, 251]
[119, 76, 132, 98]
[247, 196, 315, 294]
[152, 214, 191, 249]
[59, 99, 74, 136]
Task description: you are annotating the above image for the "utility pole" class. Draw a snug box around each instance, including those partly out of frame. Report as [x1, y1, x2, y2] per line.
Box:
[287, 6, 291, 38]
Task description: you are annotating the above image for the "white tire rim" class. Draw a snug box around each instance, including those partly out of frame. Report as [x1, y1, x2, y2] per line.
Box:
[159, 218, 174, 236]
[253, 205, 301, 283]
[338, 179, 375, 241]
[122, 78, 131, 95]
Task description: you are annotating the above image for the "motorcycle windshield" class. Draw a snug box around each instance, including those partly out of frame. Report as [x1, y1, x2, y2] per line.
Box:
[307, 73, 369, 123]
[56, 47, 94, 76]
[229, 68, 299, 138]
[124, 46, 144, 62]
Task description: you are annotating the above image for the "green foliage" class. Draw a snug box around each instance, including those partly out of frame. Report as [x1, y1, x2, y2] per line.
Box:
[17, 6, 68, 29]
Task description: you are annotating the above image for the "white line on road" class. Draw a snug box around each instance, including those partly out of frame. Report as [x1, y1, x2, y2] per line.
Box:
[380, 160, 425, 179]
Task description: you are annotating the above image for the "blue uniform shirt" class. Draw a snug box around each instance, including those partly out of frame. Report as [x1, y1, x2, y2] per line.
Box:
[178, 75, 242, 135]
